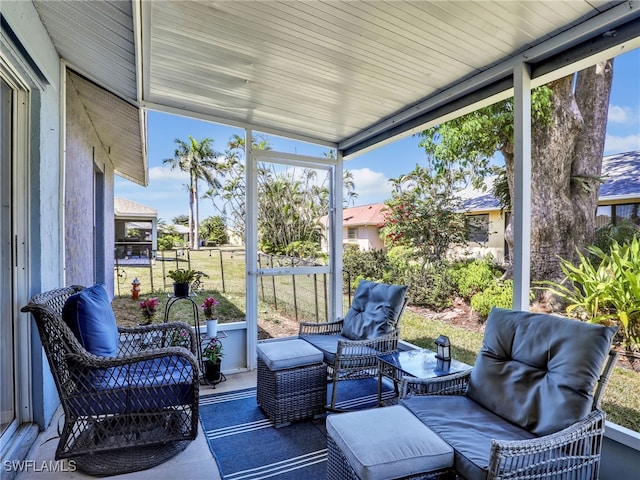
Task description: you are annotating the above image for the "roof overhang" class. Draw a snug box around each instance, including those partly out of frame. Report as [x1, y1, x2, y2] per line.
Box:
[67, 70, 148, 186]
[33, 1, 640, 160]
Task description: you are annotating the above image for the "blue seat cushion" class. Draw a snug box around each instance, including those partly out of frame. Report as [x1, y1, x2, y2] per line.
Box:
[300, 334, 379, 365]
[62, 284, 118, 357]
[327, 405, 453, 480]
[69, 356, 195, 416]
[401, 395, 535, 480]
[466, 308, 617, 436]
[257, 339, 323, 370]
[341, 281, 407, 340]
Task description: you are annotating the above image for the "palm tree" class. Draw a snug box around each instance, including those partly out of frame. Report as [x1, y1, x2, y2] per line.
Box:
[164, 136, 222, 249]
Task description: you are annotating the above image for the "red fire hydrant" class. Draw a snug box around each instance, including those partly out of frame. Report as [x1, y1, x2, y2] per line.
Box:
[131, 277, 141, 300]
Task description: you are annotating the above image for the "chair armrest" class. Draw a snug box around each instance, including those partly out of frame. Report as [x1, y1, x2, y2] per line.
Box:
[299, 319, 344, 336]
[400, 369, 472, 397]
[487, 410, 606, 480]
[117, 321, 196, 355]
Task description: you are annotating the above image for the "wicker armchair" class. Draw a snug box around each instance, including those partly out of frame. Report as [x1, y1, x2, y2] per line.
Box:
[21, 285, 200, 476]
[299, 280, 407, 410]
[399, 308, 619, 480]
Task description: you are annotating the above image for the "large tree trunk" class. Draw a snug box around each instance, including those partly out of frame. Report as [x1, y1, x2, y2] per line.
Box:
[503, 60, 613, 286]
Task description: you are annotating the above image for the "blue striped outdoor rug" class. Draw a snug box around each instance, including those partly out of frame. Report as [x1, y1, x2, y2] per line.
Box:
[199, 378, 395, 480]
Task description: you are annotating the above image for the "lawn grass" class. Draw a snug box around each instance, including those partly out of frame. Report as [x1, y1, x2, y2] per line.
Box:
[114, 247, 640, 431]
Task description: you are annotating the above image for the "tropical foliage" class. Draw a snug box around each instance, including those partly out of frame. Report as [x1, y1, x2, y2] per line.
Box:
[382, 163, 468, 264]
[164, 136, 223, 249]
[539, 237, 640, 351]
[208, 134, 357, 255]
[200, 215, 228, 246]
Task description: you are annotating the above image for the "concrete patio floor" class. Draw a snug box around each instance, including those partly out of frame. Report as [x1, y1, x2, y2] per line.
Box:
[14, 370, 257, 480]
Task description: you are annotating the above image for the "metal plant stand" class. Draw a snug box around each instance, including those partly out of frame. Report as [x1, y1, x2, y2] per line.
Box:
[163, 293, 226, 386]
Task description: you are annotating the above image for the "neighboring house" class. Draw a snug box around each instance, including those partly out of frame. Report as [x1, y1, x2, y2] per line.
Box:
[114, 198, 158, 262]
[595, 150, 640, 227]
[320, 203, 387, 251]
[324, 150, 639, 261]
[460, 150, 640, 262]
[457, 178, 507, 262]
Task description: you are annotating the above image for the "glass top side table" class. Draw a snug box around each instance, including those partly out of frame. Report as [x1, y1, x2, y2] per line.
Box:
[378, 349, 470, 406]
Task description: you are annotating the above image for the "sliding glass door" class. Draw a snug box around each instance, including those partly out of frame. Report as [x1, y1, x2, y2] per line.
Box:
[0, 77, 16, 438]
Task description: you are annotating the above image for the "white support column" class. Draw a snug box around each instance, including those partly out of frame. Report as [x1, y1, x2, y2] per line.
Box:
[329, 151, 344, 320]
[245, 129, 258, 369]
[512, 61, 532, 311]
[151, 217, 157, 252]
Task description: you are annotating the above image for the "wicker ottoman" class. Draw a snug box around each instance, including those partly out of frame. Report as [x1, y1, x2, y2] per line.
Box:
[326, 405, 454, 480]
[256, 339, 327, 427]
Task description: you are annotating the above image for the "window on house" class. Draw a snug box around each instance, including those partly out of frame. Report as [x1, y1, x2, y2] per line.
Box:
[467, 214, 489, 243]
[347, 227, 358, 240]
[615, 203, 640, 226]
[597, 204, 640, 228]
[595, 205, 613, 228]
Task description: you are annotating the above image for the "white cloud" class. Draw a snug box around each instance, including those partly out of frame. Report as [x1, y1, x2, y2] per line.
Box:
[604, 133, 640, 155]
[149, 165, 189, 182]
[608, 105, 630, 123]
[348, 168, 392, 205]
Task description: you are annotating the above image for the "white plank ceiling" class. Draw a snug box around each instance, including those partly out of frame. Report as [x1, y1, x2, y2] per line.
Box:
[33, 0, 640, 158]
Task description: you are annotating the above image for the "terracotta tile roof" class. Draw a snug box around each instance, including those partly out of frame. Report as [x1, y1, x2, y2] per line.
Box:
[320, 203, 387, 227]
[343, 203, 388, 226]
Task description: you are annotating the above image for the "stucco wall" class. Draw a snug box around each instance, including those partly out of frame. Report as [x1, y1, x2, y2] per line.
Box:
[342, 225, 385, 251]
[64, 75, 115, 295]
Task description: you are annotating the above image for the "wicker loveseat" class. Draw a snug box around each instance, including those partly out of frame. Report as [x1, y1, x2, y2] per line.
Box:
[399, 307, 618, 479]
[327, 307, 618, 480]
[21, 285, 200, 476]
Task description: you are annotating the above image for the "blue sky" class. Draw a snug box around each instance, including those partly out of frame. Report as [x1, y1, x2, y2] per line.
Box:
[115, 49, 640, 223]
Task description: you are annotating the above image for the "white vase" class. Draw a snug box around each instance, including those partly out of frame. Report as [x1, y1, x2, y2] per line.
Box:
[206, 318, 218, 338]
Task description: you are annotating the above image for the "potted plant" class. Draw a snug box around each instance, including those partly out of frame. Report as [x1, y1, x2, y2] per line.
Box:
[138, 297, 160, 325]
[202, 338, 224, 382]
[167, 269, 207, 297]
[201, 296, 220, 337]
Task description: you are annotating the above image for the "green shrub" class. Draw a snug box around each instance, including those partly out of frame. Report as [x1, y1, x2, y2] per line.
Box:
[593, 219, 640, 255]
[471, 280, 514, 318]
[402, 262, 455, 310]
[285, 240, 321, 259]
[157, 234, 184, 251]
[387, 246, 414, 281]
[342, 246, 390, 290]
[450, 256, 501, 300]
[200, 215, 228, 246]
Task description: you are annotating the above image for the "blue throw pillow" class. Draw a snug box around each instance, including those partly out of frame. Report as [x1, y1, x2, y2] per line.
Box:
[62, 284, 119, 357]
